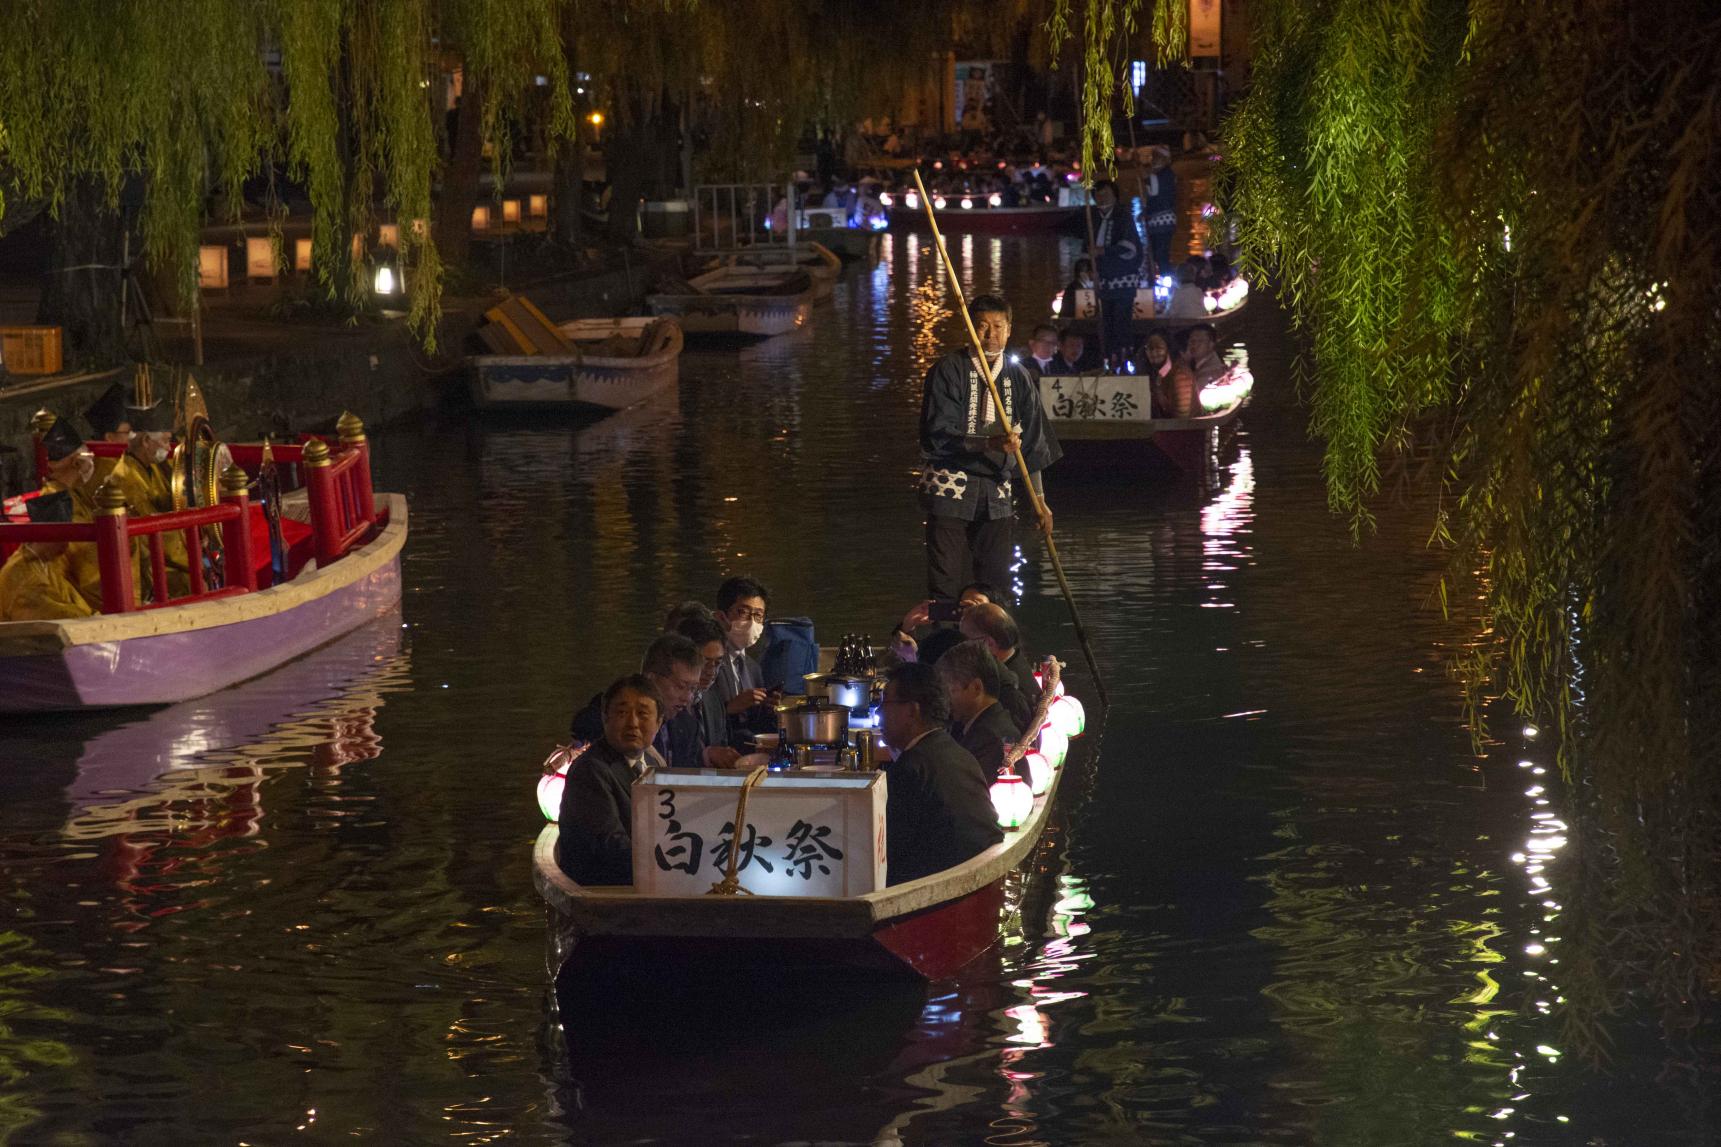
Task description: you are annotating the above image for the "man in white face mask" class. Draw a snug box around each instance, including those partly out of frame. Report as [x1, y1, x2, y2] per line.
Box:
[711, 575, 770, 719]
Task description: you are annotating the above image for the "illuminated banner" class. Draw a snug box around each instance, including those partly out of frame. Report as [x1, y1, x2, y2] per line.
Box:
[1039, 376, 1153, 423]
[633, 769, 887, 897]
[1190, 0, 1222, 58]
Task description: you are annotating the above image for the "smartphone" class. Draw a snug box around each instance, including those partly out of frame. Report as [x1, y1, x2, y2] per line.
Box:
[928, 599, 961, 623]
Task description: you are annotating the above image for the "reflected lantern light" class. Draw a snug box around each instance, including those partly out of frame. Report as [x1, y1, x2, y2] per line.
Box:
[990, 773, 1033, 829]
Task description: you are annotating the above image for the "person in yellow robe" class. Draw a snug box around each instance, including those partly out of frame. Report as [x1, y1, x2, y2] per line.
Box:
[0, 491, 96, 622]
[105, 399, 192, 600]
[37, 415, 109, 611]
[83, 382, 134, 489]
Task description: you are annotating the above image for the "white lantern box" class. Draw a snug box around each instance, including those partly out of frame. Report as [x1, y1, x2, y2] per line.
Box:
[632, 768, 886, 898]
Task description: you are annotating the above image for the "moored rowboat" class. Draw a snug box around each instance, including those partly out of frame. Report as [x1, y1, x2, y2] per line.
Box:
[1041, 365, 1254, 473]
[647, 265, 817, 338]
[468, 316, 683, 413]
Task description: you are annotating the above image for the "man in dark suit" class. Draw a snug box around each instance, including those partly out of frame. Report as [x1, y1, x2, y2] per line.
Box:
[558, 675, 666, 885]
[937, 639, 1023, 783]
[569, 634, 706, 770]
[713, 575, 771, 734]
[961, 602, 1041, 730]
[879, 663, 1004, 885]
[672, 612, 741, 766]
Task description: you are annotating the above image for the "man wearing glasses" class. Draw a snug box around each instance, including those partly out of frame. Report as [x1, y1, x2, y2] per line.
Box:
[712, 575, 771, 718]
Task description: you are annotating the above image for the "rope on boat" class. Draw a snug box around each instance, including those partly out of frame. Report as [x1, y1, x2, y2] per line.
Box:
[707, 764, 771, 896]
[1003, 657, 1063, 773]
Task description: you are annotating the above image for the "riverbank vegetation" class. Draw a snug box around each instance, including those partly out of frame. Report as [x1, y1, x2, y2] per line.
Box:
[1063, 0, 1721, 1054]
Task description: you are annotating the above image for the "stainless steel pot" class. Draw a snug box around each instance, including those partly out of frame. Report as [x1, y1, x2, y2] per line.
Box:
[802, 672, 830, 699]
[781, 699, 849, 746]
[826, 675, 870, 711]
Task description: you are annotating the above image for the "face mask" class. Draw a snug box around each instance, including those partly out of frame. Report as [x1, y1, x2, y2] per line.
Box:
[74, 455, 95, 485]
[151, 446, 169, 464]
[731, 618, 763, 649]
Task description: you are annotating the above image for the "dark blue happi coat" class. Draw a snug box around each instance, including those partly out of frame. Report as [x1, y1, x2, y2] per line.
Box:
[917, 350, 1061, 522]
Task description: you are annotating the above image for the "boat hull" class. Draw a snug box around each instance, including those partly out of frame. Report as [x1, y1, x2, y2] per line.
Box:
[647, 295, 812, 337]
[0, 494, 408, 713]
[468, 354, 679, 412]
[555, 880, 1006, 984]
[889, 206, 1083, 234]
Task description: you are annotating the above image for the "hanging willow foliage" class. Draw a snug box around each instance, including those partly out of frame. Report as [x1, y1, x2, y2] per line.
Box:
[1199, 0, 1721, 1048]
[1046, 0, 1181, 178]
[0, 0, 569, 348]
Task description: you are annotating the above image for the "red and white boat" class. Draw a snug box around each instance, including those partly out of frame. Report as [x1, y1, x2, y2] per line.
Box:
[1, 410, 405, 713]
[532, 678, 1085, 983]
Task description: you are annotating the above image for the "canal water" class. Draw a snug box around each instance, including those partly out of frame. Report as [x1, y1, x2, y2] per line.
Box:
[0, 234, 1711, 1146]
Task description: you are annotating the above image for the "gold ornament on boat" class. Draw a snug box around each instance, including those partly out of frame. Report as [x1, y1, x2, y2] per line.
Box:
[170, 375, 231, 512]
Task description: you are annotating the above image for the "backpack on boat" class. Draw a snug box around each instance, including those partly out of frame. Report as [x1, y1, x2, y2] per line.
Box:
[758, 617, 818, 695]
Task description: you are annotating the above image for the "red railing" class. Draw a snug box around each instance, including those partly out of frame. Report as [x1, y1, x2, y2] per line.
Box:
[302, 436, 377, 568]
[9, 412, 381, 615]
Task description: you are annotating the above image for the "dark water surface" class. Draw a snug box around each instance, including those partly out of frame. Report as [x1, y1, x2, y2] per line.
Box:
[1, 235, 1710, 1145]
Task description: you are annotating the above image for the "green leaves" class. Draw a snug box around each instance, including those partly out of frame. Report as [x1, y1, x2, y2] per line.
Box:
[1062, 0, 1721, 1047]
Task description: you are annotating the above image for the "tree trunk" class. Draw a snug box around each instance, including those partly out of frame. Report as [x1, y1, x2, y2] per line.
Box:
[552, 124, 585, 251]
[437, 76, 485, 272]
[37, 178, 130, 367]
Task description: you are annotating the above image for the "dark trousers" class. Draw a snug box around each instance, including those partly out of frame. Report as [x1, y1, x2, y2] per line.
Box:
[1098, 288, 1136, 363]
[926, 514, 1012, 600]
[1148, 229, 1175, 274]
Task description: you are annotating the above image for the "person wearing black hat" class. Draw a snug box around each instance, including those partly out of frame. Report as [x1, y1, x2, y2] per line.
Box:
[0, 491, 96, 622]
[83, 382, 133, 488]
[107, 400, 190, 599]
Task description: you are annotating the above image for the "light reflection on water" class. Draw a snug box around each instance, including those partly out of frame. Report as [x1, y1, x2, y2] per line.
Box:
[0, 234, 1706, 1145]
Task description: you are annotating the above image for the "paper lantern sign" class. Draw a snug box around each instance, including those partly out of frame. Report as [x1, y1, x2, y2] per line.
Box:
[632, 768, 886, 898]
[294, 238, 313, 272]
[197, 245, 229, 290]
[377, 223, 400, 249]
[471, 205, 492, 231]
[502, 199, 522, 224]
[528, 194, 548, 218]
[1040, 376, 1152, 424]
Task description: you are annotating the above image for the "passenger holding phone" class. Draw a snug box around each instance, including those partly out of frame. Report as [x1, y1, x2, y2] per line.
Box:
[889, 581, 999, 667]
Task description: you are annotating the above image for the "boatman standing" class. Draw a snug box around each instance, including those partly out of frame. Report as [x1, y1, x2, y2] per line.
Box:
[917, 294, 1060, 602]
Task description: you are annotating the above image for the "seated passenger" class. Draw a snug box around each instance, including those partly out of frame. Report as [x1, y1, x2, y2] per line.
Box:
[570, 634, 705, 770]
[712, 575, 771, 729]
[671, 612, 742, 767]
[1183, 322, 1227, 386]
[557, 675, 666, 886]
[879, 663, 1004, 885]
[107, 399, 191, 598]
[36, 414, 115, 611]
[83, 382, 134, 487]
[890, 581, 998, 667]
[1058, 258, 1095, 320]
[937, 639, 1023, 783]
[1022, 323, 1059, 379]
[1044, 328, 1086, 376]
[960, 602, 1040, 730]
[0, 491, 96, 622]
[1167, 261, 1209, 318]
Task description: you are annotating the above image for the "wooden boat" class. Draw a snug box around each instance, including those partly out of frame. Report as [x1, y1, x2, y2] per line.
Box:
[469, 316, 683, 413]
[1051, 277, 1251, 336]
[718, 241, 842, 300]
[646, 264, 816, 337]
[888, 201, 1083, 235]
[797, 224, 882, 261]
[534, 758, 1062, 983]
[1, 415, 406, 713]
[1041, 363, 1254, 473]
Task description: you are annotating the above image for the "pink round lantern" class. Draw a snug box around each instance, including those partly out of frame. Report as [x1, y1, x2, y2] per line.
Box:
[990, 773, 1033, 829]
